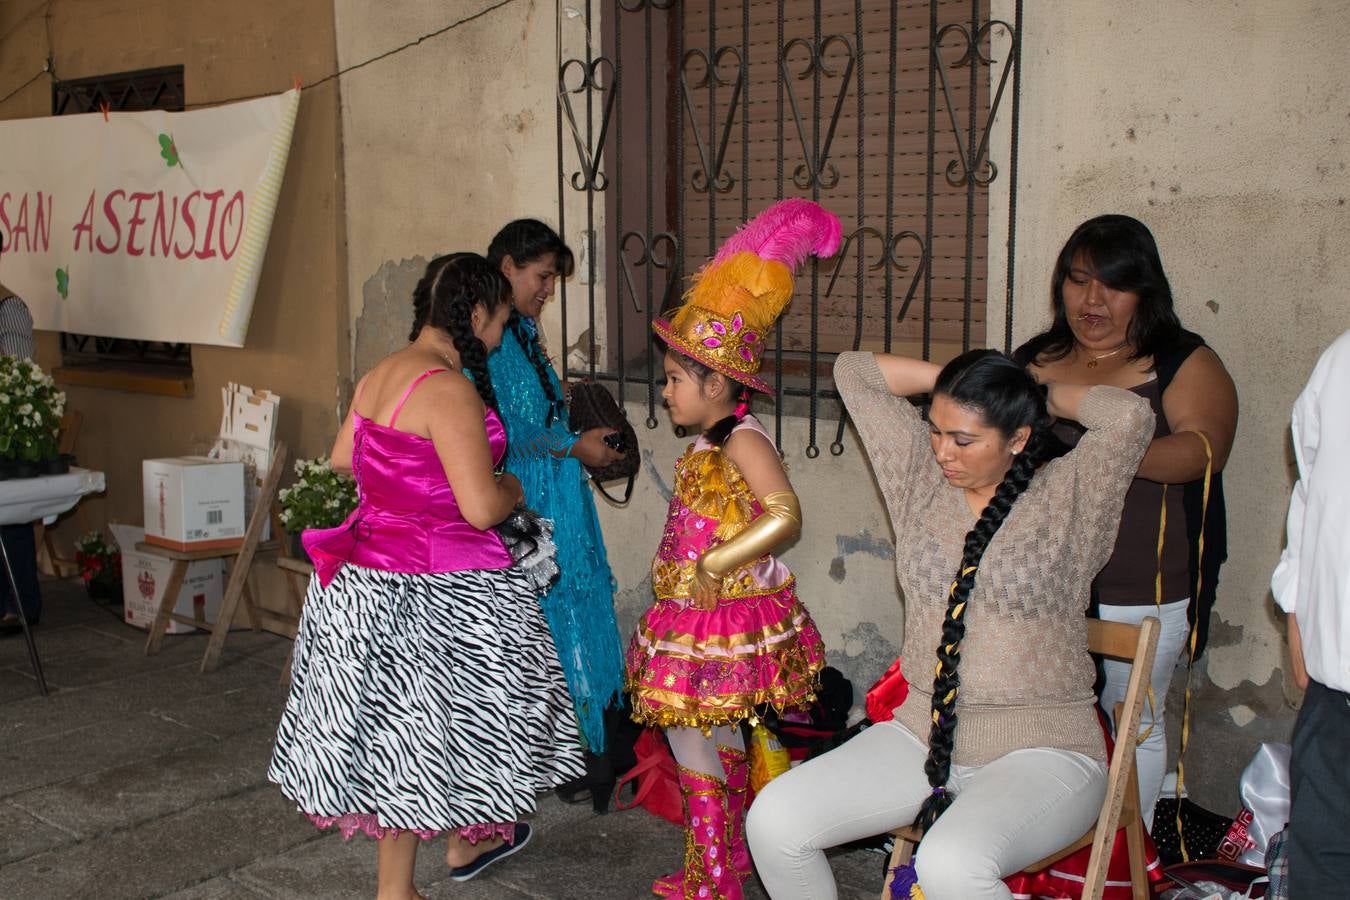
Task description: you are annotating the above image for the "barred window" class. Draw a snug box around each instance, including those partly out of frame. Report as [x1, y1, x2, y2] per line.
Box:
[559, 0, 1021, 455]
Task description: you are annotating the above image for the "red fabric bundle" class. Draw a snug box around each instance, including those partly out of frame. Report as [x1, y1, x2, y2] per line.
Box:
[612, 728, 683, 825]
[866, 657, 910, 723]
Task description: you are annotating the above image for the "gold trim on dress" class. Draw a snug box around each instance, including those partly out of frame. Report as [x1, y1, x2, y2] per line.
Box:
[673, 445, 757, 541]
[625, 669, 823, 733]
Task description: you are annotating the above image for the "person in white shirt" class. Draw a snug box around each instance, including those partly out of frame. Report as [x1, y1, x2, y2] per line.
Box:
[1271, 328, 1350, 899]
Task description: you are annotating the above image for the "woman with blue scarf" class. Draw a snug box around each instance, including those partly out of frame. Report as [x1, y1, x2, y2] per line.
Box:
[487, 219, 626, 812]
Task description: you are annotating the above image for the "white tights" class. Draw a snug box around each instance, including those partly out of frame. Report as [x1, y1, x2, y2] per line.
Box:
[666, 725, 746, 777]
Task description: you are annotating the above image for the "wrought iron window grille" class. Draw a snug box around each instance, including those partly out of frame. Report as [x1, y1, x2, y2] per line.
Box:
[558, 0, 1021, 457]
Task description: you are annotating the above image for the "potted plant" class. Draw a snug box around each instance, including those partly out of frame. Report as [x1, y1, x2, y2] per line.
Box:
[75, 530, 122, 603]
[278, 456, 359, 562]
[0, 356, 67, 478]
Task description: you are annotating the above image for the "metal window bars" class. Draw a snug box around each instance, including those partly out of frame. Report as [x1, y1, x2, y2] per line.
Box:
[557, 0, 1021, 456]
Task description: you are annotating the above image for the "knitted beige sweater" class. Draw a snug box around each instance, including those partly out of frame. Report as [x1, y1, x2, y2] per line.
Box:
[835, 352, 1155, 766]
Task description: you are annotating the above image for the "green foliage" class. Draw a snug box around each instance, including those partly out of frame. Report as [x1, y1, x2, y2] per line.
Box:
[0, 356, 65, 462]
[278, 456, 359, 533]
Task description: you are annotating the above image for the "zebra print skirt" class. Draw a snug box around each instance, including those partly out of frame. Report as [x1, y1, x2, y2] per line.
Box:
[268, 563, 585, 835]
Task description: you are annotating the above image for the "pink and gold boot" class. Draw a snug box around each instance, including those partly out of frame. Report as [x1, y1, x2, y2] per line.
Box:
[650, 764, 743, 899]
[717, 744, 752, 881]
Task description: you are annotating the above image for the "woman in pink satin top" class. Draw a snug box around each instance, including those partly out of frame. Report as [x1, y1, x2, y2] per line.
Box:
[269, 253, 584, 900]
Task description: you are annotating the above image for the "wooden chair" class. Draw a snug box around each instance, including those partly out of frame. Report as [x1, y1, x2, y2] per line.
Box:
[35, 410, 84, 577]
[142, 441, 288, 673]
[880, 615, 1160, 900]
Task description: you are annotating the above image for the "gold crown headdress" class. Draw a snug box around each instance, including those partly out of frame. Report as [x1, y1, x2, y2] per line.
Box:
[653, 199, 842, 392]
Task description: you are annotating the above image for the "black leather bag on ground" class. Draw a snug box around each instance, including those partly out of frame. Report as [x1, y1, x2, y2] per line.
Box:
[1151, 796, 1234, 866]
[567, 380, 639, 504]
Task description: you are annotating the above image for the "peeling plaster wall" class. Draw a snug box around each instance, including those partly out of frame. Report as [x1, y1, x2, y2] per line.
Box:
[334, 0, 595, 384]
[989, 0, 1350, 809]
[331, 4, 1350, 786]
[331, 0, 915, 701]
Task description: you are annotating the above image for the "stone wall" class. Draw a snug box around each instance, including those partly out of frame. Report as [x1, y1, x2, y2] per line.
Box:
[990, 0, 1350, 809]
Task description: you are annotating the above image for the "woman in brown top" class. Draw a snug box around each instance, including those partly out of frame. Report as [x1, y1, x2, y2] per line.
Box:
[1015, 215, 1238, 828]
[746, 349, 1154, 899]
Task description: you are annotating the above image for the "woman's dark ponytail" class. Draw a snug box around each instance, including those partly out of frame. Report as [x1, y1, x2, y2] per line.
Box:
[912, 348, 1060, 830]
[409, 252, 509, 413]
[448, 306, 498, 414]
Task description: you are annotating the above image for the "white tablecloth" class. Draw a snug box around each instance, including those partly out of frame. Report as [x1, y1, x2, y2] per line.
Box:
[0, 468, 105, 527]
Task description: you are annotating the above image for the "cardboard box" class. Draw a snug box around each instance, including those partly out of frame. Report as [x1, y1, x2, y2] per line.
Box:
[212, 383, 281, 542]
[112, 524, 228, 634]
[210, 438, 274, 542]
[142, 457, 246, 551]
[230, 389, 278, 448]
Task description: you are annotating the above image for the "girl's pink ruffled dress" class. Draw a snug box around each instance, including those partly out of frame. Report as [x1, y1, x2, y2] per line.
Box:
[626, 417, 825, 729]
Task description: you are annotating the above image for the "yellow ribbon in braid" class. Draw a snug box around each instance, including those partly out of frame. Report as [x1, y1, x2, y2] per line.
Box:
[930, 566, 980, 718]
[946, 566, 979, 597]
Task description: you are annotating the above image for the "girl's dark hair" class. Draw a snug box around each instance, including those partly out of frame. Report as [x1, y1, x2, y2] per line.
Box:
[486, 219, 576, 427]
[1013, 214, 1186, 367]
[665, 348, 752, 447]
[408, 252, 509, 412]
[913, 349, 1058, 831]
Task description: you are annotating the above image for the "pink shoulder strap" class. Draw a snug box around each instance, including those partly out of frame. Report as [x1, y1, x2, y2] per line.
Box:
[387, 368, 450, 428]
[731, 414, 777, 450]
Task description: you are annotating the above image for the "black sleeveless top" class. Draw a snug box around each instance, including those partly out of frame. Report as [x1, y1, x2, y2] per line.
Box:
[1016, 328, 1229, 658]
[1054, 379, 1191, 606]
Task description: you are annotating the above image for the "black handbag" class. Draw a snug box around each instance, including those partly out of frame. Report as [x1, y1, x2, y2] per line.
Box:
[1151, 796, 1234, 866]
[567, 380, 639, 505]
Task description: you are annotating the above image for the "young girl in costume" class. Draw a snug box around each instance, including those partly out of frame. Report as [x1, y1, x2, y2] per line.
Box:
[625, 199, 840, 899]
[486, 220, 627, 810]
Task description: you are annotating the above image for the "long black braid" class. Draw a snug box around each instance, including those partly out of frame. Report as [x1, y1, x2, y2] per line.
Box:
[507, 311, 567, 426]
[487, 219, 575, 427]
[912, 350, 1062, 831]
[409, 252, 509, 413]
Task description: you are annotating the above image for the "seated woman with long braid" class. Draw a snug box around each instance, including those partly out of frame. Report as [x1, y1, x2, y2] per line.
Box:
[746, 349, 1154, 900]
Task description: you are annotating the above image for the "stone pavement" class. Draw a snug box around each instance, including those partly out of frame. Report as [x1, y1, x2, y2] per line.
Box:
[1, 579, 883, 899]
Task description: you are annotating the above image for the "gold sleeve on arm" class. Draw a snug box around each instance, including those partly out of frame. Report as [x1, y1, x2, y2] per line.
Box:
[696, 490, 802, 581]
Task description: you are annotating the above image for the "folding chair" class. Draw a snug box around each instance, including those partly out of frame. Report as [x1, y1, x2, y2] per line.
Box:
[141, 442, 288, 673]
[881, 615, 1160, 900]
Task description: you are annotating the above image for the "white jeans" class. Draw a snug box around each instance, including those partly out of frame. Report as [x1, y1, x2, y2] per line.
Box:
[746, 720, 1107, 900]
[1096, 598, 1190, 830]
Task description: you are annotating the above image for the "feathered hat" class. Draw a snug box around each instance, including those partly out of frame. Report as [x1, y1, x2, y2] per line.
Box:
[653, 199, 842, 393]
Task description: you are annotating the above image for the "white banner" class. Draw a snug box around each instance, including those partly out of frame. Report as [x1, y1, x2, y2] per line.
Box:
[0, 89, 300, 348]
